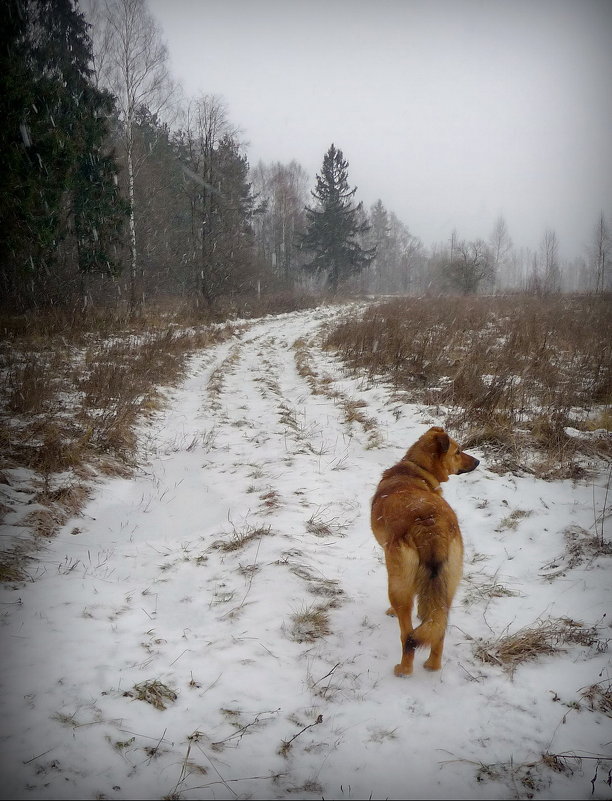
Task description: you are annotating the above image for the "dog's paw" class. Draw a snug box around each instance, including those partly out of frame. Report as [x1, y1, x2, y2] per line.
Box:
[394, 664, 413, 677]
[385, 607, 396, 617]
[423, 659, 441, 671]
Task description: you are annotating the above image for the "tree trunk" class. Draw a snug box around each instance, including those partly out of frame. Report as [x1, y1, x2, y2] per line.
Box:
[127, 129, 138, 314]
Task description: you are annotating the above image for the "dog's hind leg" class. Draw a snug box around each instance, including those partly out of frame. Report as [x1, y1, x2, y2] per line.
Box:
[423, 634, 445, 671]
[420, 541, 463, 671]
[384, 542, 419, 676]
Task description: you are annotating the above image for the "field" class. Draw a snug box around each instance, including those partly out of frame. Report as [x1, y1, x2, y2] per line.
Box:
[324, 294, 611, 478]
[0, 294, 610, 800]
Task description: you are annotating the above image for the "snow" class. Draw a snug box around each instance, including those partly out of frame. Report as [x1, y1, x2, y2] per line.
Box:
[1, 303, 610, 800]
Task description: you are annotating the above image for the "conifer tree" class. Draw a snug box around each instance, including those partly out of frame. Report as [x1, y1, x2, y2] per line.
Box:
[202, 133, 259, 301]
[0, 0, 126, 309]
[301, 144, 374, 293]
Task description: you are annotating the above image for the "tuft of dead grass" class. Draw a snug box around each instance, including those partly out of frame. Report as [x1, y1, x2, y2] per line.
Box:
[305, 507, 349, 538]
[474, 616, 606, 674]
[212, 523, 272, 553]
[0, 555, 29, 583]
[540, 525, 612, 580]
[465, 751, 580, 796]
[580, 678, 612, 717]
[461, 573, 521, 607]
[285, 603, 331, 643]
[125, 679, 177, 710]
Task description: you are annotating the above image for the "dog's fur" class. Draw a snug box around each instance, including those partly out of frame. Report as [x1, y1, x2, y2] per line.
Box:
[371, 426, 479, 676]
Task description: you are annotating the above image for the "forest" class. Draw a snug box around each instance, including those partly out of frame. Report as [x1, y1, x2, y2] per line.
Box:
[2, 0, 610, 318]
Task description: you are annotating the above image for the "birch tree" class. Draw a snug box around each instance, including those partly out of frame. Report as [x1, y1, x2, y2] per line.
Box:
[251, 160, 309, 284]
[590, 212, 610, 293]
[93, 0, 174, 311]
[540, 228, 561, 293]
[489, 215, 513, 289]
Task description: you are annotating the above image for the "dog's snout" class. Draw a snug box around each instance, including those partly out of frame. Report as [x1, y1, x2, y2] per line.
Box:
[458, 453, 479, 474]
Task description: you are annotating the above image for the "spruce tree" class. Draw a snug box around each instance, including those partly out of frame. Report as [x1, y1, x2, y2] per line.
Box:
[202, 134, 259, 301]
[301, 144, 374, 293]
[0, 0, 126, 309]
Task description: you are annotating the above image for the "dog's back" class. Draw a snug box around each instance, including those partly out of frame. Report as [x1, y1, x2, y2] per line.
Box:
[371, 427, 478, 676]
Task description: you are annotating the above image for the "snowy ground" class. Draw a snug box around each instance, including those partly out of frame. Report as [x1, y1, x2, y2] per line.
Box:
[1, 303, 610, 800]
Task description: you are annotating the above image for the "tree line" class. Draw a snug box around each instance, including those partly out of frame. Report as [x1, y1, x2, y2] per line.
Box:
[1, 0, 609, 314]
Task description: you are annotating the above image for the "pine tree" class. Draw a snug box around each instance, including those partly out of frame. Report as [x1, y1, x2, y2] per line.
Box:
[301, 144, 374, 293]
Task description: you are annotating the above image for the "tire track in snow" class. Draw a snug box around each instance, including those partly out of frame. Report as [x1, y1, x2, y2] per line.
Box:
[172, 307, 396, 794]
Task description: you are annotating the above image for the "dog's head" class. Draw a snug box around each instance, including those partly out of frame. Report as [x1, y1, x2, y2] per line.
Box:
[407, 426, 479, 483]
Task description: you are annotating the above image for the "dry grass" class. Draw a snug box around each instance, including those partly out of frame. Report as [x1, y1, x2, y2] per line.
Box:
[285, 603, 331, 643]
[324, 293, 612, 476]
[497, 508, 533, 531]
[539, 524, 612, 579]
[293, 333, 384, 448]
[126, 679, 178, 710]
[0, 553, 30, 582]
[466, 751, 582, 796]
[293, 337, 325, 396]
[474, 616, 605, 674]
[259, 488, 282, 512]
[0, 307, 238, 582]
[580, 678, 612, 717]
[461, 572, 521, 607]
[305, 507, 349, 538]
[1, 324, 234, 476]
[211, 523, 272, 553]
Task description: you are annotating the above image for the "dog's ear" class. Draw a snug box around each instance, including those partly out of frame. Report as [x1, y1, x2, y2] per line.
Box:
[433, 430, 450, 454]
[422, 427, 450, 454]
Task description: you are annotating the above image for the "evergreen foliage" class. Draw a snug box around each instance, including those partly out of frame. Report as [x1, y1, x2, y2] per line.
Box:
[301, 144, 375, 293]
[0, 0, 127, 310]
[130, 107, 190, 295]
[175, 99, 261, 305]
[204, 134, 260, 300]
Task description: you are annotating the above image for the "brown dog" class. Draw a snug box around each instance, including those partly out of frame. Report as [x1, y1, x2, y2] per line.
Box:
[371, 426, 479, 676]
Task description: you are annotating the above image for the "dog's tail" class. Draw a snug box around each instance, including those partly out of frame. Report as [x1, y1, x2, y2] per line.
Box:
[405, 559, 454, 652]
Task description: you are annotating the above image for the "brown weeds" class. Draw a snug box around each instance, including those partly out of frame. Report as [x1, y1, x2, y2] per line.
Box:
[286, 603, 331, 643]
[580, 678, 612, 717]
[540, 524, 612, 579]
[212, 523, 272, 553]
[0, 308, 236, 581]
[324, 293, 611, 475]
[474, 616, 604, 674]
[126, 679, 178, 710]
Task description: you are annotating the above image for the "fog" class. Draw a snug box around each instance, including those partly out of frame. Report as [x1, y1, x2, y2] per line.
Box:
[146, 0, 612, 260]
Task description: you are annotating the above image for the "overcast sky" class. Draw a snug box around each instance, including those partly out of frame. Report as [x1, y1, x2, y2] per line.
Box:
[146, 0, 612, 260]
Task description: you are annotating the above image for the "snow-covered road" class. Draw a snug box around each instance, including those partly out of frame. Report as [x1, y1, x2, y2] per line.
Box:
[1, 304, 610, 800]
